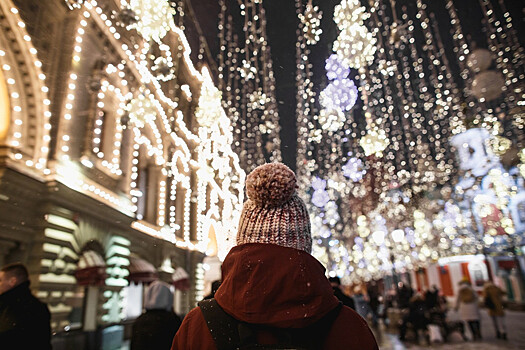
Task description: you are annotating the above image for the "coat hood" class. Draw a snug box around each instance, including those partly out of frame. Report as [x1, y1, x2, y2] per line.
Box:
[144, 280, 174, 311]
[214, 243, 339, 328]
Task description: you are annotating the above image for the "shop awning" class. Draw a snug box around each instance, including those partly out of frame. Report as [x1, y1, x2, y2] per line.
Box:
[74, 250, 107, 286]
[172, 267, 190, 291]
[128, 256, 158, 284]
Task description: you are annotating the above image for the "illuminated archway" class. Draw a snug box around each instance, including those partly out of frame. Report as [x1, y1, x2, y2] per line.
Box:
[0, 0, 51, 170]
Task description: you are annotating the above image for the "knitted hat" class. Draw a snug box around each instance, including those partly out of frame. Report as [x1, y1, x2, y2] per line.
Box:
[236, 163, 312, 253]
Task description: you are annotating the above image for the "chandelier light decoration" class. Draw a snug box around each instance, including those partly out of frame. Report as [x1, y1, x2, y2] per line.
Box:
[216, 0, 282, 172]
[332, 0, 377, 69]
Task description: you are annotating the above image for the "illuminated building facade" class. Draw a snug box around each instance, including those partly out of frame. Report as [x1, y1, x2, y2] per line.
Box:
[0, 0, 244, 347]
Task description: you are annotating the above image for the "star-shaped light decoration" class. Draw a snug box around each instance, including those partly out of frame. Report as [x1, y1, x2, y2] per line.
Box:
[360, 127, 389, 157]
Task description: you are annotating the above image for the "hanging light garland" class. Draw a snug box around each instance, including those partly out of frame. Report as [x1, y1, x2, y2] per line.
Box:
[298, 0, 323, 45]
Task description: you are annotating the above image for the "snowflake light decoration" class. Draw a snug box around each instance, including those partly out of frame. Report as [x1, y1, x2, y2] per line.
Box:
[311, 177, 330, 208]
[360, 127, 389, 157]
[320, 79, 358, 112]
[312, 190, 330, 208]
[128, 93, 157, 128]
[342, 157, 366, 182]
[239, 59, 256, 80]
[333, 0, 376, 69]
[325, 54, 350, 81]
[317, 108, 345, 132]
[128, 0, 175, 42]
[248, 89, 268, 110]
[312, 176, 327, 191]
[151, 56, 175, 81]
[299, 1, 323, 45]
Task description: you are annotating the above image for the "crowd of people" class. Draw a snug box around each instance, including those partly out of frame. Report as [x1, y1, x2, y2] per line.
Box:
[0, 163, 515, 349]
[327, 276, 509, 346]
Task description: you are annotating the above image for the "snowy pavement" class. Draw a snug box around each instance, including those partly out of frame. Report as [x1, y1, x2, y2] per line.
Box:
[377, 309, 525, 350]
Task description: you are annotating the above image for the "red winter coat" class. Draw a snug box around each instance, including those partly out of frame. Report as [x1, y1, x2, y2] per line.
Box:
[172, 243, 378, 350]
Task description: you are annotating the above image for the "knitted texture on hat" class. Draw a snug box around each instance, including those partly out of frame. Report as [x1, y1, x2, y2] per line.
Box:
[237, 163, 312, 253]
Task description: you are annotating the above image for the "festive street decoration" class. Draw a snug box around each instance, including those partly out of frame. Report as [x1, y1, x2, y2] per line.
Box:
[360, 127, 389, 157]
[128, 0, 175, 42]
[295, 0, 525, 281]
[342, 157, 366, 182]
[332, 0, 376, 69]
[325, 54, 350, 81]
[298, 0, 323, 45]
[320, 79, 358, 112]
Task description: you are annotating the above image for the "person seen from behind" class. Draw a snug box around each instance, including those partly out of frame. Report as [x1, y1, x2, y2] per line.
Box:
[399, 293, 429, 343]
[131, 280, 182, 350]
[455, 278, 481, 340]
[172, 163, 378, 349]
[353, 286, 373, 321]
[0, 262, 52, 350]
[483, 281, 507, 340]
[328, 276, 355, 310]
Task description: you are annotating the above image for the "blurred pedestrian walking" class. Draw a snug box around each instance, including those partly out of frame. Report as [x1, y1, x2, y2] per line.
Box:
[455, 279, 481, 340]
[483, 281, 507, 340]
[131, 280, 181, 350]
[329, 276, 355, 310]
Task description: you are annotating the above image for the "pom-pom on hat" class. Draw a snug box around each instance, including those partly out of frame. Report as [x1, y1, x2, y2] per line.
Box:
[236, 163, 312, 253]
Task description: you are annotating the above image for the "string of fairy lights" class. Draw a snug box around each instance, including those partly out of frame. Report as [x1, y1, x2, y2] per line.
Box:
[216, 0, 282, 173]
[0, 3, 52, 174]
[296, 0, 525, 283]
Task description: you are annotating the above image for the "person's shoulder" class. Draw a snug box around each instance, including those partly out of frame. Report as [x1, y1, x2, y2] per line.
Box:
[325, 306, 378, 349]
[337, 305, 369, 325]
[180, 306, 209, 333]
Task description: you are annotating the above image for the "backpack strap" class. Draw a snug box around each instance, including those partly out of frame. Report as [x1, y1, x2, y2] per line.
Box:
[199, 299, 342, 350]
[198, 298, 240, 350]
